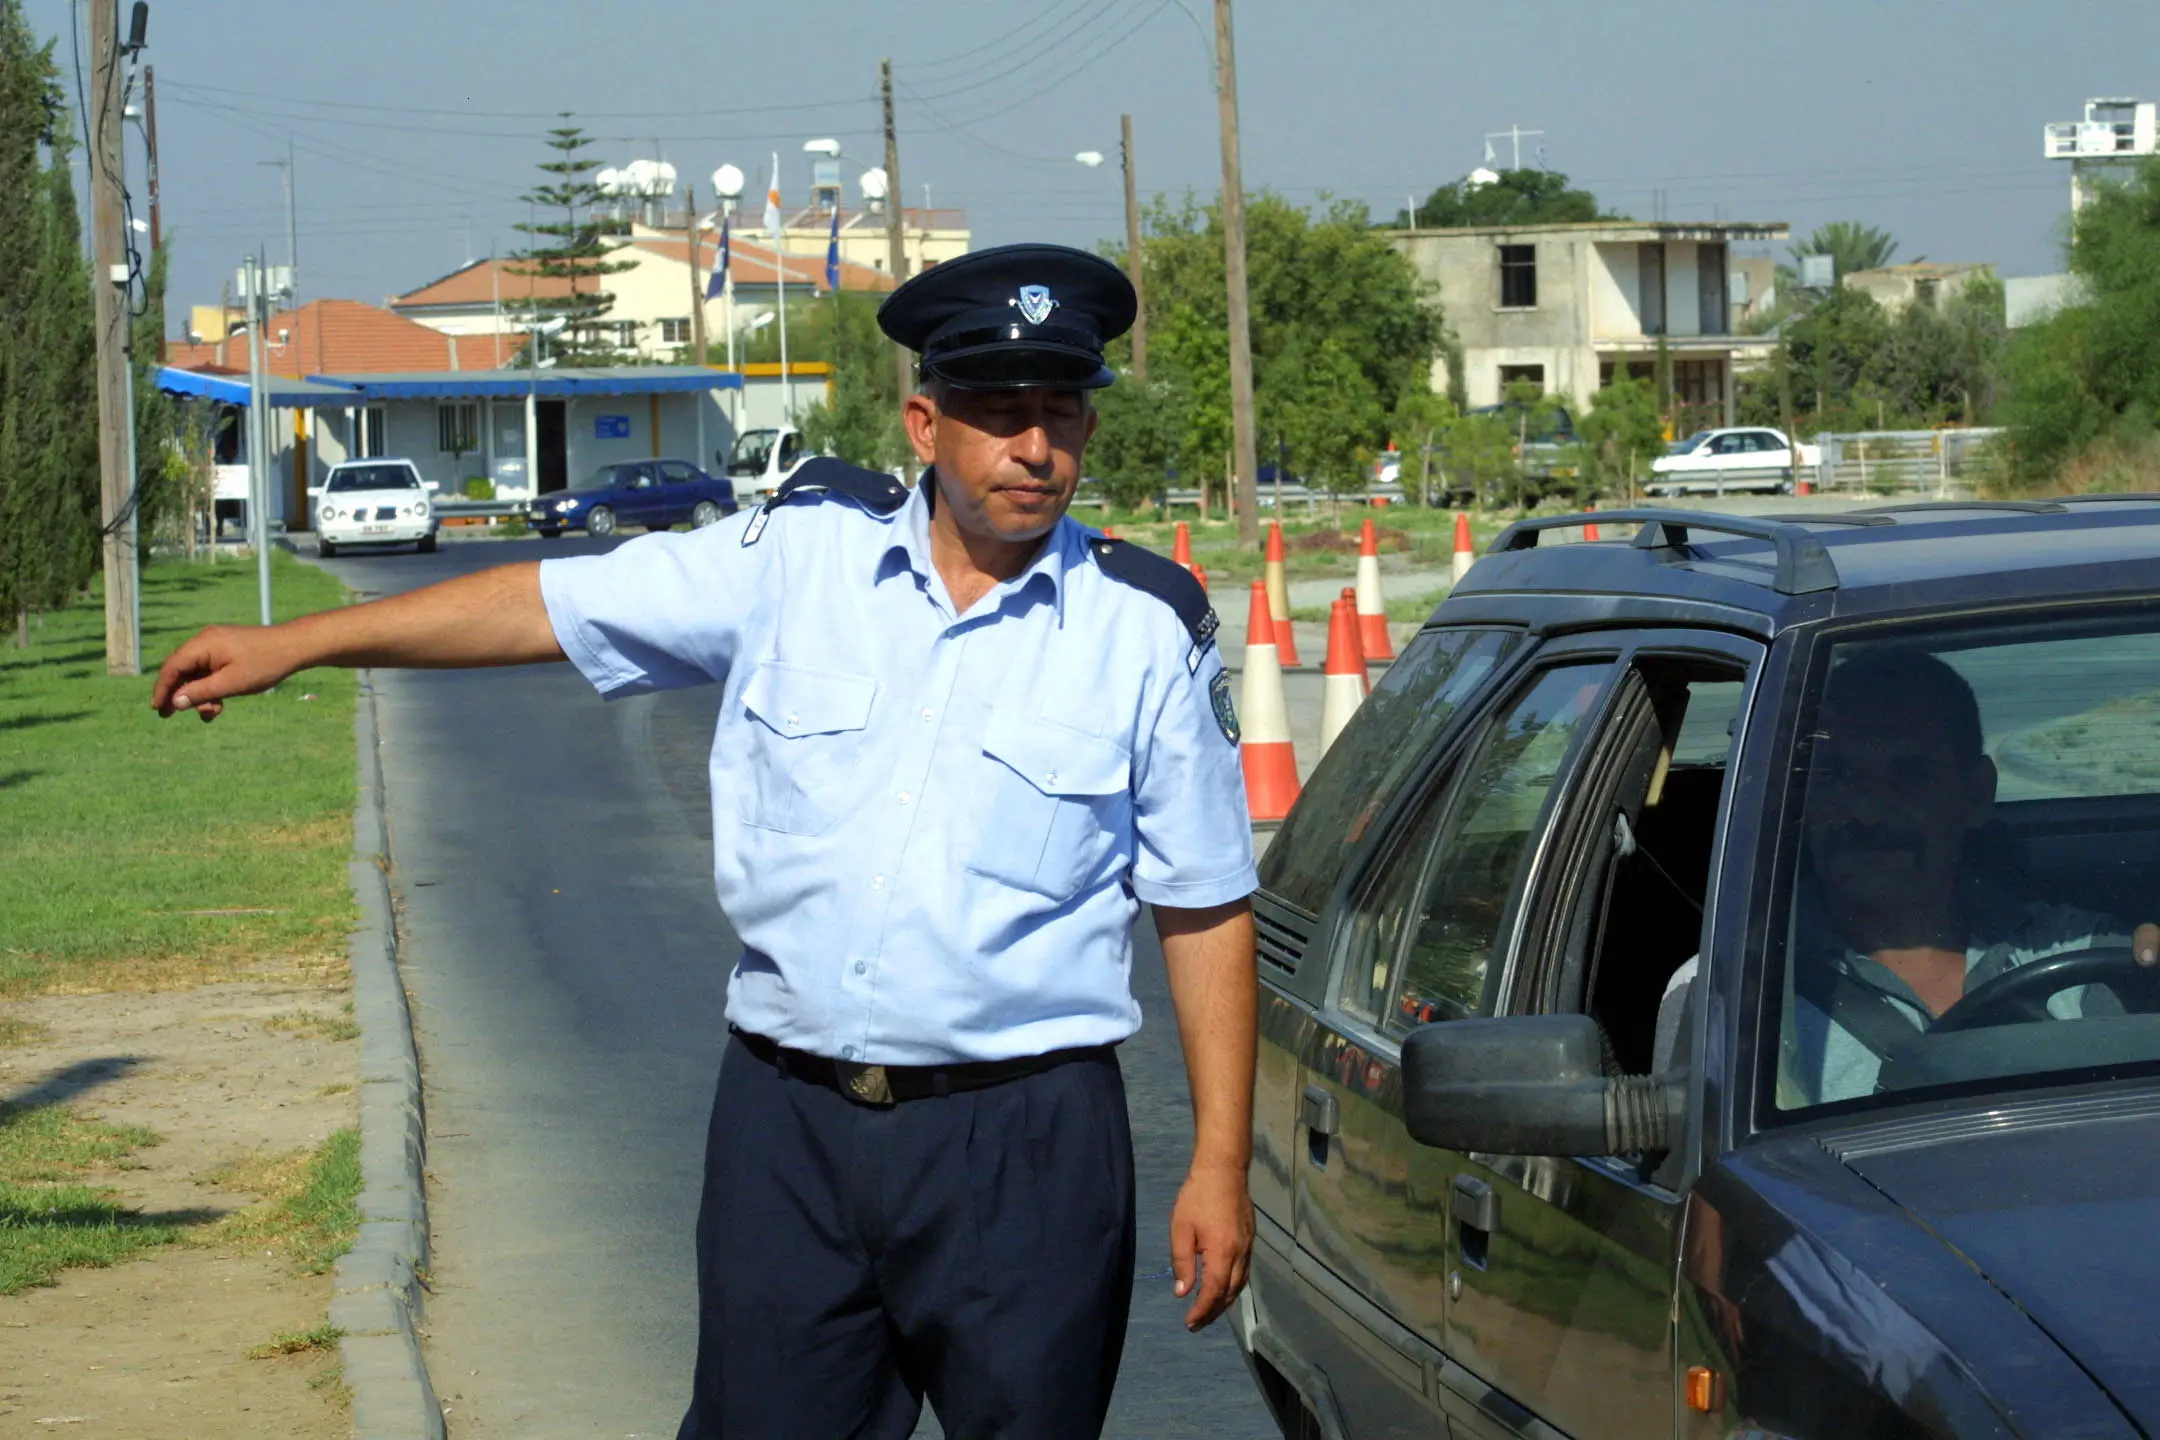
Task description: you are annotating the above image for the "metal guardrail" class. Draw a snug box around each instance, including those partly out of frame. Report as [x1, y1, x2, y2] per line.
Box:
[1807, 428, 2006, 494]
[1155, 482, 1408, 510]
[433, 498, 530, 521]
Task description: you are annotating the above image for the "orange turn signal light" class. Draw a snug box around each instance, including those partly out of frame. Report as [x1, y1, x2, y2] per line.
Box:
[1685, 1365, 1725, 1413]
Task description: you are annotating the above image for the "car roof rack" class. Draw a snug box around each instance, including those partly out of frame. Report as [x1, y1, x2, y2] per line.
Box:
[2054, 491, 2160, 505]
[1855, 499, 2068, 515]
[1759, 512, 1896, 527]
[1491, 508, 1841, 595]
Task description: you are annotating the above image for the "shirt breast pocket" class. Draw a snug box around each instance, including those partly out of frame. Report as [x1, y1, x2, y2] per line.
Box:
[737, 662, 878, 836]
[969, 714, 1132, 901]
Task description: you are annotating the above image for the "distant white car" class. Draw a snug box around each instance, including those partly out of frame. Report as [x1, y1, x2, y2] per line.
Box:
[311, 459, 439, 557]
[1646, 427, 1822, 497]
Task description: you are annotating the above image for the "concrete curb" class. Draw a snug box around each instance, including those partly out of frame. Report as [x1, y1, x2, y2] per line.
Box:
[334, 673, 445, 1439]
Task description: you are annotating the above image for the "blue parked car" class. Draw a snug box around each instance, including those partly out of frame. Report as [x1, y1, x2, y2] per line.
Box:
[527, 459, 738, 538]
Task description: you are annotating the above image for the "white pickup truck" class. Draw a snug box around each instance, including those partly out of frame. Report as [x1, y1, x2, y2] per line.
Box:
[724, 426, 815, 500]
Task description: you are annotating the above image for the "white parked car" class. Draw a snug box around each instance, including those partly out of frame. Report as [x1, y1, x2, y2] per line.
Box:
[1645, 427, 1822, 497]
[311, 459, 439, 557]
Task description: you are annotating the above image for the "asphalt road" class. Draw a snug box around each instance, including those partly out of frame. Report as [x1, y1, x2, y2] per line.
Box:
[314, 532, 1281, 1439]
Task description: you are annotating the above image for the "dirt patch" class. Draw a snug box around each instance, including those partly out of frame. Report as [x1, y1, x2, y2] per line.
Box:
[1284, 525, 1411, 555]
[0, 970, 358, 1438]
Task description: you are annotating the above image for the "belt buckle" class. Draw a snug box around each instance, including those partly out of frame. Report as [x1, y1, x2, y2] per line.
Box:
[836, 1060, 894, 1106]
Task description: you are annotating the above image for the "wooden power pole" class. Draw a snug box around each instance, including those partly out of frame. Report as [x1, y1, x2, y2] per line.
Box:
[1214, 0, 1258, 546]
[880, 59, 916, 483]
[685, 180, 708, 363]
[1120, 113, 1147, 382]
[90, 0, 140, 674]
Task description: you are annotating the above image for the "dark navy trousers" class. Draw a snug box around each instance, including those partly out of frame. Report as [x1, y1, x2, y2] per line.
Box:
[675, 1035, 1137, 1440]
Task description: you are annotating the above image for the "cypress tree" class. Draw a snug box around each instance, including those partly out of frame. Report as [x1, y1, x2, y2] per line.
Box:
[504, 117, 634, 367]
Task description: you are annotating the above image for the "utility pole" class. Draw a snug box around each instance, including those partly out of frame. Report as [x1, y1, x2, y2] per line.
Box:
[1121, 113, 1147, 382]
[1214, 0, 1258, 545]
[245, 253, 273, 626]
[142, 63, 160, 253]
[881, 59, 916, 484]
[90, 0, 140, 674]
[685, 180, 708, 363]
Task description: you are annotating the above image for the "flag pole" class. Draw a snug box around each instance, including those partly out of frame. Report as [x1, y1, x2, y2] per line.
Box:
[770, 152, 792, 425]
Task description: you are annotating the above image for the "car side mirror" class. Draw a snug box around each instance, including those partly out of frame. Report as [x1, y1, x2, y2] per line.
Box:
[1400, 1014, 1683, 1157]
[307, 487, 323, 497]
[425, 480, 441, 493]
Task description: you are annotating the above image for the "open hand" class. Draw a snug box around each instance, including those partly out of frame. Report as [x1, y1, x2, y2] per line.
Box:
[1169, 1164, 1253, 1332]
[151, 626, 295, 722]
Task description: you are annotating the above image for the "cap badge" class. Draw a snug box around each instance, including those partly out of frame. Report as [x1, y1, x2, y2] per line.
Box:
[1012, 285, 1058, 326]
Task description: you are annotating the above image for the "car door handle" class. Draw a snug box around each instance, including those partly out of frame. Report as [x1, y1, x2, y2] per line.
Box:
[1300, 1084, 1340, 1137]
[1451, 1174, 1498, 1233]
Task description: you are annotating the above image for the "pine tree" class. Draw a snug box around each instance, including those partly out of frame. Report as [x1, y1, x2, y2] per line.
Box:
[504, 117, 633, 367]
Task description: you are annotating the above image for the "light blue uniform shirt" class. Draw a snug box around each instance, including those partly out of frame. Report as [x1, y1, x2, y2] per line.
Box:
[538, 477, 1257, 1064]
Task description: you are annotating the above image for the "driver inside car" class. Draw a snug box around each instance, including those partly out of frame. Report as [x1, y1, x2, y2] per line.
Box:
[1786, 649, 2160, 1103]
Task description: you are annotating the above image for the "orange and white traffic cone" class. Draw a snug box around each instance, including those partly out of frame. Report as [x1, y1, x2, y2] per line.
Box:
[1354, 517, 1392, 661]
[1172, 521, 1194, 576]
[1193, 563, 1209, 593]
[1263, 520, 1301, 667]
[1240, 579, 1300, 821]
[1583, 502, 1600, 543]
[1102, 525, 1119, 540]
[1451, 511, 1476, 586]
[1320, 596, 1369, 755]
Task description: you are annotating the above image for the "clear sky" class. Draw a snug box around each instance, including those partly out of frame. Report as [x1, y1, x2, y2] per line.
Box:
[29, 0, 2157, 333]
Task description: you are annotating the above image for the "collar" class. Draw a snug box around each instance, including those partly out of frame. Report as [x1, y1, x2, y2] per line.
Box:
[881, 468, 1077, 623]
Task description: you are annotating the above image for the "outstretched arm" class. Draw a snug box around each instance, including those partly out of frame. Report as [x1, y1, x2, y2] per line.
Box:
[151, 562, 563, 721]
[1155, 897, 1257, 1332]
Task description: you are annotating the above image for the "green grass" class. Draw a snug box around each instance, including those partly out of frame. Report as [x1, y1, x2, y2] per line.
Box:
[0, 555, 358, 996]
[0, 1100, 194, 1294]
[247, 1321, 344, 1359]
[218, 1127, 362, 1275]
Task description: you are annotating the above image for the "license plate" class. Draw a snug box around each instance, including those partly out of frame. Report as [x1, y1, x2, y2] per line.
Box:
[362, 525, 391, 535]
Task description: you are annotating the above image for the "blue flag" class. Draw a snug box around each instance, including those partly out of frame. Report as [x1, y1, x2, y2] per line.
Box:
[824, 205, 841, 292]
[705, 215, 729, 300]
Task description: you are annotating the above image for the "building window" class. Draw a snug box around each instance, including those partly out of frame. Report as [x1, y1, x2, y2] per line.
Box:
[1697, 242, 1729, 335]
[1497, 364, 1546, 394]
[660, 317, 691, 345]
[357, 406, 386, 458]
[1639, 244, 1667, 335]
[437, 402, 479, 455]
[1498, 244, 1537, 308]
[612, 320, 638, 349]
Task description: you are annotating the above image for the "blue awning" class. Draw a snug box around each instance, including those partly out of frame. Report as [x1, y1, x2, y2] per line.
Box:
[306, 365, 746, 400]
[157, 367, 364, 408]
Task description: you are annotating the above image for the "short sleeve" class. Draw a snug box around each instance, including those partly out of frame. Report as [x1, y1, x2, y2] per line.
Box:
[540, 510, 770, 698]
[1129, 631, 1258, 909]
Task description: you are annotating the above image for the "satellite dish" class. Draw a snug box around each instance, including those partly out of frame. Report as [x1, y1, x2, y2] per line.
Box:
[859, 167, 889, 202]
[713, 164, 745, 200]
[802, 137, 842, 158]
[596, 167, 623, 196]
[652, 161, 678, 194]
[1466, 167, 1501, 188]
[1075, 151, 1105, 168]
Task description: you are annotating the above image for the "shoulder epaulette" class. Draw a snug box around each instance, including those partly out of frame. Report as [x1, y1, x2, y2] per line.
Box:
[742, 458, 908, 545]
[1090, 537, 1220, 673]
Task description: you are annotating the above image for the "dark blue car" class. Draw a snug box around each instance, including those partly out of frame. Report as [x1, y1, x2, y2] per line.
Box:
[528, 458, 737, 538]
[1240, 500, 2160, 1439]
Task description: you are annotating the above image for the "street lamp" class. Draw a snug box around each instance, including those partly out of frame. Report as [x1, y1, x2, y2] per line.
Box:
[1075, 151, 1105, 168]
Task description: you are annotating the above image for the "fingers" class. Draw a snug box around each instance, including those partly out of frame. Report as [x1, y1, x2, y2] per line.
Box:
[1184, 1247, 1230, 1330]
[1170, 1213, 1197, 1301]
[2136, 922, 2159, 967]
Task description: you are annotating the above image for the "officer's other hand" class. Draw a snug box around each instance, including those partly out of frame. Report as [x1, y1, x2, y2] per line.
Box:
[2135, 923, 2159, 967]
[1171, 1163, 1253, 1332]
[152, 625, 294, 722]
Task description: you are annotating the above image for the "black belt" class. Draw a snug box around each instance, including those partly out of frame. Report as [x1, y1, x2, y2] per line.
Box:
[734, 1028, 1112, 1106]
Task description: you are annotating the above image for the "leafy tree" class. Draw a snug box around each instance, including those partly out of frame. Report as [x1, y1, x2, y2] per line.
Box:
[505, 118, 633, 365]
[1578, 376, 1664, 498]
[1388, 389, 1457, 505]
[1787, 220, 1900, 282]
[1394, 169, 1610, 229]
[2000, 157, 2160, 485]
[1436, 408, 1518, 510]
[1119, 193, 1441, 512]
[1088, 374, 1188, 512]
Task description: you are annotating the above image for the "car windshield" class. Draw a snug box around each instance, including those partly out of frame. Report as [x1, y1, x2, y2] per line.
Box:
[1669, 432, 1710, 456]
[326, 465, 419, 492]
[1766, 613, 2160, 1120]
[729, 429, 778, 477]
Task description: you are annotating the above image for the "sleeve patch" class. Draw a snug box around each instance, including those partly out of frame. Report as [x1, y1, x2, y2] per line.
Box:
[1210, 669, 1240, 745]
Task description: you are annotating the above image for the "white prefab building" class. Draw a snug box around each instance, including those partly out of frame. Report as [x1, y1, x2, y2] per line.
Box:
[1389, 220, 1789, 429]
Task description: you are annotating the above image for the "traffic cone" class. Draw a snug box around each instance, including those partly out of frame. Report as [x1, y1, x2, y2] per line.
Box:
[1451, 512, 1476, 585]
[1263, 521, 1300, 667]
[1240, 579, 1301, 821]
[1354, 518, 1393, 661]
[1172, 521, 1194, 574]
[1583, 503, 1600, 543]
[1320, 597, 1369, 755]
[1102, 525, 1119, 540]
[1341, 587, 1372, 688]
[1193, 563, 1209, 593]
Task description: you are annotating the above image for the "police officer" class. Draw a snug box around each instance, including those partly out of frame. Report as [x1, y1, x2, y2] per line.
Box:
[151, 243, 1260, 1440]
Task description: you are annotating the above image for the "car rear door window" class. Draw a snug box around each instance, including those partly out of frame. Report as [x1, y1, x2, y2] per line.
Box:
[1259, 627, 1521, 918]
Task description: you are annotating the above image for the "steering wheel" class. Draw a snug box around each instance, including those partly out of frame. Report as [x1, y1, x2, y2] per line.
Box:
[1931, 945, 2160, 1033]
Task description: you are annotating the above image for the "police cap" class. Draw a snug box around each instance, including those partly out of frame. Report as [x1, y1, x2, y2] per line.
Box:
[877, 242, 1137, 391]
